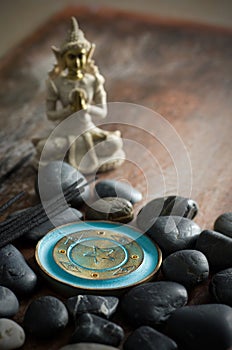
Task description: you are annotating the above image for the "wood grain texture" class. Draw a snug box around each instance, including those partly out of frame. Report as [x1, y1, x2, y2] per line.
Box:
[0, 6, 231, 349]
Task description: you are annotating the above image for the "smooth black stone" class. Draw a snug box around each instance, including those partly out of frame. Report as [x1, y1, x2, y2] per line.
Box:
[95, 180, 142, 204]
[0, 318, 25, 349]
[35, 161, 90, 208]
[214, 212, 232, 238]
[0, 244, 37, 296]
[85, 197, 134, 223]
[124, 326, 178, 350]
[162, 250, 209, 288]
[9, 207, 83, 241]
[167, 304, 232, 350]
[71, 313, 124, 347]
[0, 286, 19, 318]
[146, 216, 201, 255]
[28, 207, 83, 241]
[137, 196, 198, 232]
[210, 268, 232, 306]
[121, 281, 188, 327]
[66, 295, 119, 320]
[196, 229, 232, 269]
[24, 296, 69, 338]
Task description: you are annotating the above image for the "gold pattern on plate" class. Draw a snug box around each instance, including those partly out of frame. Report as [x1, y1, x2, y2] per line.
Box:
[53, 229, 144, 280]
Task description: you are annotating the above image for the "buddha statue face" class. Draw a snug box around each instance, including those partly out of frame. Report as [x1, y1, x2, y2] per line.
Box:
[63, 47, 87, 79]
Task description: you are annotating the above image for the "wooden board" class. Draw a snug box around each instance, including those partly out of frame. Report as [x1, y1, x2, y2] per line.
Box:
[0, 6, 231, 349]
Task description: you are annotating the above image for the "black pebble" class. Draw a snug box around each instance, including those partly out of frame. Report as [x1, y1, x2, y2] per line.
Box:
[9, 207, 83, 241]
[71, 313, 124, 347]
[121, 281, 188, 327]
[123, 326, 178, 350]
[162, 250, 209, 288]
[35, 161, 90, 208]
[167, 304, 232, 350]
[146, 216, 201, 255]
[214, 212, 232, 238]
[196, 229, 232, 270]
[0, 244, 37, 296]
[28, 207, 83, 241]
[66, 295, 119, 320]
[137, 196, 198, 232]
[0, 285, 19, 318]
[24, 296, 69, 338]
[210, 268, 232, 306]
[95, 180, 142, 204]
[85, 197, 134, 223]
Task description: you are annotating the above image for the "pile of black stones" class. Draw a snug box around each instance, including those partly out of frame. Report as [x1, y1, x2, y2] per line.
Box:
[0, 161, 231, 349]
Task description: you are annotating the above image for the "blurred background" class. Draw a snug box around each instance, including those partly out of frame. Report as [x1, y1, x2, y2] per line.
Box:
[1, 0, 232, 58]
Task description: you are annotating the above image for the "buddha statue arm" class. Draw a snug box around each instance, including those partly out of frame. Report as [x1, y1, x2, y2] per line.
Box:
[86, 73, 107, 119]
[46, 100, 74, 121]
[46, 78, 74, 121]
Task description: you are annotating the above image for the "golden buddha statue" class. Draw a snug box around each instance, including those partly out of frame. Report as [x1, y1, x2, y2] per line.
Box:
[34, 17, 124, 173]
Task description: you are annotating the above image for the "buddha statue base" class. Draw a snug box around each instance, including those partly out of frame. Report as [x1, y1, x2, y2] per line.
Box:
[68, 133, 125, 174]
[32, 133, 125, 174]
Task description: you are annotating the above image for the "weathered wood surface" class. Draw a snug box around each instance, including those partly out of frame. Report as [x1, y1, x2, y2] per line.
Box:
[0, 6, 231, 349]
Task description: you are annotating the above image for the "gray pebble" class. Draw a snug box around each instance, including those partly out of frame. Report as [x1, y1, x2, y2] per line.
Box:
[214, 212, 232, 238]
[9, 208, 83, 242]
[0, 244, 37, 296]
[71, 313, 124, 347]
[210, 268, 232, 306]
[167, 304, 232, 350]
[0, 286, 19, 318]
[35, 161, 90, 208]
[137, 196, 198, 232]
[59, 344, 119, 350]
[95, 180, 142, 204]
[24, 296, 69, 339]
[66, 295, 119, 320]
[0, 318, 25, 350]
[121, 281, 188, 327]
[85, 197, 134, 223]
[196, 230, 232, 269]
[27, 207, 83, 241]
[162, 250, 209, 288]
[146, 216, 201, 255]
[124, 326, 178, 350]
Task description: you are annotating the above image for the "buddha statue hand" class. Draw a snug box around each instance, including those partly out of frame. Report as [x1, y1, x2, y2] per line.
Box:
[69, 88, 88, 112]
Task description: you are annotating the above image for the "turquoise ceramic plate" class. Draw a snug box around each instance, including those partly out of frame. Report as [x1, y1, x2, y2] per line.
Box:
[35, 221, 162, 293]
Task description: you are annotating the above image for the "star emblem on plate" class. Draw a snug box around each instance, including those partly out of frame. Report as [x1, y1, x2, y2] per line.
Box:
[83, 245, 115, 264]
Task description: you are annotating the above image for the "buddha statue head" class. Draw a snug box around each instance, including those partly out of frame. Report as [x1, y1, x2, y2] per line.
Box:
[50, 17, 95, 79]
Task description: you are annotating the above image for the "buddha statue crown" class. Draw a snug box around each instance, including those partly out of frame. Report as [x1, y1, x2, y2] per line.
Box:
[60, 17, 91, 53]
[49, 17, 97, 77]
